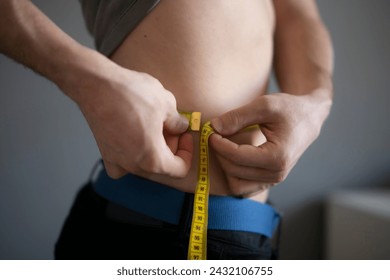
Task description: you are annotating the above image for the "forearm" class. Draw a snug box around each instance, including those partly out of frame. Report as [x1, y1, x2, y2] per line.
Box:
[0, 0, 116, 102]
[273, 0, 334, 120]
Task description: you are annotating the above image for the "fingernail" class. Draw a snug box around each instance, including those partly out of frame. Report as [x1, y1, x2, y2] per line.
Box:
[211, 118, 223, 132]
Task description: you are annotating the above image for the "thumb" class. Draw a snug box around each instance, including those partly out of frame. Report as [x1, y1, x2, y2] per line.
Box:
[211, 101, 263, 136]
[164, 112, 189, 135]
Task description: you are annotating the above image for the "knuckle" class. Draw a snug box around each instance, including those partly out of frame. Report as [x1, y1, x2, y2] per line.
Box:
[137, 72, 151, 84]
[226, 110, 242, 128]
[273, 151, 291, 172]
[140, 72, 164, 91]
[312, 126, 322, 140]
[105, 165, 125, 179]
[273, 171, 288, 183]
[269, 151, 291, 183]
[139, 72, 153, 82]
[275, 159, 289, 172]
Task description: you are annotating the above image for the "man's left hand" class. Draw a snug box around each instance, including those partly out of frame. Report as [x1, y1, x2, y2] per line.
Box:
[209, 92, 329, 197]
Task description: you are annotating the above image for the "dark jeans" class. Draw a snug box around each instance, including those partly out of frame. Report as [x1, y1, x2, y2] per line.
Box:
[55, 183, 278, 260]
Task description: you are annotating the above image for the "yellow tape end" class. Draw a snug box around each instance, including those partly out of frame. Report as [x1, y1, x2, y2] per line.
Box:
[190, 112, 202, 131]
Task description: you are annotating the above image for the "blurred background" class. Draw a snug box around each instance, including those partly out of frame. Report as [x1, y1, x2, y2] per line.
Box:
[0, 0, 389, 259]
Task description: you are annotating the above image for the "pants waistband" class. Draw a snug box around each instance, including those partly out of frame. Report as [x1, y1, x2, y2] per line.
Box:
[93, 169, 280, 237]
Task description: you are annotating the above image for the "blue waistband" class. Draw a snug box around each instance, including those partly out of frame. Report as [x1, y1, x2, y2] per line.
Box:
[93, 169, 280, 238]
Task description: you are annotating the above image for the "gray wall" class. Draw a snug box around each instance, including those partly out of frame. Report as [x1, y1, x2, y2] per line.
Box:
[0, 1, 98, 259]
[270, 0, 390, 259]
[0, 0, 389, 259]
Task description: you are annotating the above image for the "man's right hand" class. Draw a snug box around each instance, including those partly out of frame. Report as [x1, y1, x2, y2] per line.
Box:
[0, 1, 192, 180]
[66, 63, 193, 179]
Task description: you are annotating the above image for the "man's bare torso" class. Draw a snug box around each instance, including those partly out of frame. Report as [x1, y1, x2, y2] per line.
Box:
[110, 0, 275, 202]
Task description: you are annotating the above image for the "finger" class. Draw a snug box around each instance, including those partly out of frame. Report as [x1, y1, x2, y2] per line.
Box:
[210, 100, 266, 136]
[164, 111, 189, 135]
[158, 132, 193, 178]
[210, 134, 280, 170]
[164, 131, 179, 154]
[174, 132, 193, 172]
[215, 153, 285, 183]
[226, 176, 273, 197]
[103, 160, 127, 179]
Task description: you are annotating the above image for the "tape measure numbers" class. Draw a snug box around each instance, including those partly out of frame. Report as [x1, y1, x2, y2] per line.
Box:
[181, 112, 212, 260]
[180, 112, 259, 260]
[188, 122, 214, 260]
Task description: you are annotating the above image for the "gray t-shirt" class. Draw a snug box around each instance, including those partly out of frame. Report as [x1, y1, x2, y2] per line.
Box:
[80, 0, 160, 56]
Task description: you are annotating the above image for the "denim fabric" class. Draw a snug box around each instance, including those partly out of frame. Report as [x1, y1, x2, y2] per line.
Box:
[55, 183, 277, 260]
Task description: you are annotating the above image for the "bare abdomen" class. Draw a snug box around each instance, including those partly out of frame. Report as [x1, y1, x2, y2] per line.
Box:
[110, 0, 275, 202]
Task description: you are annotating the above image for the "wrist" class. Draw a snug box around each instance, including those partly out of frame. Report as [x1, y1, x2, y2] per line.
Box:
[299, 87, 333, 136]
[53, 45, 121, 105]
[309, 87, 333, 120]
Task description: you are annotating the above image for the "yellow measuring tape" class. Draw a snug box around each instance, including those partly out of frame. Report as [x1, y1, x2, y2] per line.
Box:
[181, 112, 212, 260]
[181, 112, 259, 260]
